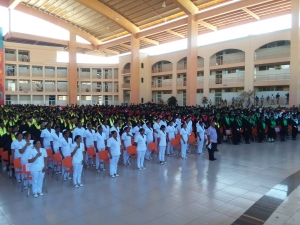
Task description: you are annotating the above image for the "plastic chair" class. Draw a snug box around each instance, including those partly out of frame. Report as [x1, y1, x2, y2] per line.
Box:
[147, 142, 157, 161]
[170, 139, 181, 159]
[188, 135, 197, 153]
[87, 146, 96, 167]
[98, 150, 110, 178]
[22, 164, 32, 197]
[52, 152, 62, 180]
[225, 129, 233, 144]
[175, 133, 181, 140]
[62, 157, 74, 186]
[127, 146, 137, 169]
[13, 157, 23, 186]
[46, 149, 53, 175]
[252, 127, 258, 142]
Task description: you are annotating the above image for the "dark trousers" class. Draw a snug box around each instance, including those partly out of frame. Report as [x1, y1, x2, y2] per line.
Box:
[258, 130, 265, 142]
[292, 127, 298, 139]
[268, 128, 276, 139]
[245, 129, 251, 142]
[208, 143, 217, 160]
[233, 130, 240, 144]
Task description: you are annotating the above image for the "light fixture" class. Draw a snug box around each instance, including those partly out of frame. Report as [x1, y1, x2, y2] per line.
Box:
[162, 1, 166, 8]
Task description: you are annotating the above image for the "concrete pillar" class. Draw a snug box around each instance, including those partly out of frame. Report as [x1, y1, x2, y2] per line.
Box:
[290, 0, 300, 106]
[68, 32, 78, 105]
[203, 57, 210, 103]
[244, 37, 255, 92]
[130, 34, 140, 104]
[186, 15, 198, 106]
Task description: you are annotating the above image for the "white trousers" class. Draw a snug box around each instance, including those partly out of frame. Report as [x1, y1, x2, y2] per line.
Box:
[62, 155, 71, 178]
[96, 148, 105, 169]
[15, 168, 22, 180]
[159, 146, 166, 161]
[145, 142, 152, 160]
[85, 145, 94, 165]
[123, 147, 130, 164]
[31, 170, 45, 194]
[197, 137, 204, 154]
[73, 163, 83, 185]
[180, 140, 187, 158]
[167, 138, 174, 154]
[110, 156, 120, 176]
[137, 150, 146, 168]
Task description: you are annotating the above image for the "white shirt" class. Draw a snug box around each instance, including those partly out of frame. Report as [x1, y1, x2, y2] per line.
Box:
[107, 137, 121, 157]
[166, 125, 176, 139]
[121, 132, 132, 148]
[40, 128, 54, 148]
[21, 140, 34, 165]
[134, 133, 147, 151]
[71, 142, 84, 164]
[11, 139, 25, 159]
[28, 148, 47, 172]
[83, 129, 95, 147]
[94, 132, 106, 150]
[132, 126, 142, 136]
[180, 128, 188, 142]
[158, 130, 167, 146]
[110, 126, 120, 137]
[102, 125, 110, 140]
[153, 123, 160, 138]
[73, 127, 85, 142]
[196, 124, 205, 139]
[187, 120, 193, 135]
[160, 120, 167, 128]
[145, 126, 153, 143]
[50, 132, 62, 152]
[176, 118, 182, 130]
[60, 137, 72, 157]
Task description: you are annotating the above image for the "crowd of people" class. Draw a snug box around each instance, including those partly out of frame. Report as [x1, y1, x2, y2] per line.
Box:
[0, 103, 299, 197]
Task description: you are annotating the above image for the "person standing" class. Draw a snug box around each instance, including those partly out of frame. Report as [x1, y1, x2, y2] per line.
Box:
[291, 114, 298, 140]
[158, 125, 167, 164]
[11, 132, 25, 182]
[144, 122, 153, 160]
[180, 123, 188, 159]
[260, 96, 264, 107]
[243, 113, 253, 144]
[271, 94, 275, 105]
[121, 126, 133, 166]
[276, 93, 280, 104]
[279, 113, 288, 142]
[166, 121, 176, 156]
[50, 126, 62, 174]
[266, 96, 270, 105]
[59, 130, 73, 181]
[268, 114, 276, 142]
[196, 121, 205, 155]
[257, 116, 266, 143]
[94, 126, 107, 172]
[83, 123, 95, 167]
[107, 131, 121, 178]
[232, 114, 242, 145]
[134, 128, 147, 170]
[206, 121, 218, 161]
[71, 135, 85, 188]
[28, 140, 47, 198]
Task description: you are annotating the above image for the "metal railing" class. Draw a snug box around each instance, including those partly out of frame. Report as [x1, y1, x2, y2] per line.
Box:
[151, 82, 172, 88]
[255, 50, 290, 61]
[32, 70, 43, 77]
[177, 64, 187, 70]
[209, 76, 245, 85]
[254, 74, 290, 82]
[197, 78, 204, 85]
[152, 64, 173, 73]
[121, 69, 131, 75]
[210, 57, 245, 66]
[122, 83, 131, 88]
[57, 71, 67, 78]
[45, 71, 55, 78]
[177, 81, 186, 87]
[5, 54, 16, 61]
[80, 72, 91, 79]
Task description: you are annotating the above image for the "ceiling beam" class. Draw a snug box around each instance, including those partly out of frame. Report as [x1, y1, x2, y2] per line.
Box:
[242, 7, 260, 20]
[100, 48, 120, 55]
[172, 0, 198, 15]
[74, 0, 140, 34]
[198, 20, 217, 31]
[119, 43, 132, 49]
[98, 35, 131, 50]
[140, 37, 159, 45]
[8, 0, 21, 9]
[166, 29, 185, 38]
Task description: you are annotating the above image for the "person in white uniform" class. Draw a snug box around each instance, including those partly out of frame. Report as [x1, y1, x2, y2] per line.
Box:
[166, 121, 176, 156]
[59, 130, 73, 180]
[196, 121, 205, 155]
[110, 121, 120, 138]
[94, 126, 107, 172]
[107, 131, 121, 178]
[175, 115, 182, 132]
[20, 132, 34, 188]
[83, 123, 95, 166]
[144, 122, 154, 160]
[153, 118, 161, 149]
[134, 128, 147, 170]
[50, 126, 62, 174]
[73, 122, 85, 143]
[121, 126, 133, 166]
[132, 121, 142, 137]
[40, 123, 54, 149]
[11, 132, 25, 182]
[102, 120, 110, 140]
[71, 135, 85, 188]
[158, 125, 168, 164]
[186, 117, 193, 152]
[180, 123, 188, 159]
[28, 140, 47, 198]
[159, 117, 168, 128]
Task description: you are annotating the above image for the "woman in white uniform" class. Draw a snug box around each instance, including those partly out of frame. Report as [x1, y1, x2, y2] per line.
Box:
[94, 126, 107, 172]
[158, 125, 167, 165]
[102, 120, 110, 140]
[166, 121, 176, 156]
[134, 128, 147, 170]
[11, 132, 25, 182]
[59, 130, 73, 180]
[71, 135, 85, 188]
[121, 126, 133, 166]
[144, 122, 153, 160]
[180, 123, 188, 159]
[50, 126, 62, 174]
[196, 121, 205, 155]
[107, 131, 121, 178]
[21, 132, 34, 188]
[40, 123, 53, 149]
[83, 123, 95, 166]
[28, 140, 47, 198]
[132, 121, 142, 137]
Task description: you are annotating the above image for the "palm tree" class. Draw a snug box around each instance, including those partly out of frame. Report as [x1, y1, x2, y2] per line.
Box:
[239, 90, 254, 107]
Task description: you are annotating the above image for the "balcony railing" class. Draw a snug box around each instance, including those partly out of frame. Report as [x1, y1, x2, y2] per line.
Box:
[177, 81, 186, 87]
[151, 82, 172, 88]
[210, 57, 245, 66]
[92, 86, 102, 92]
[45, 71, 55, 78]
[209, 76, 245, 85]
[197, 61, 204, 68]
[255, 50, 290, 61]
[57, 71, 67, 78]
[177, 64, 187, 70]
[5, 54, 16, 61]
[121, 69, 131, 75]
[57, 85, 68, 92]
[254, 74, 290, 82]
[197, 78, 204, 86]
[80, 72, 91, 79]
[45, 86, 56, 92]
[122, 83, 131, 88]
[103, 74, 113, 79]
[32, 70, 43, 78]
[152, 64, 172, 73]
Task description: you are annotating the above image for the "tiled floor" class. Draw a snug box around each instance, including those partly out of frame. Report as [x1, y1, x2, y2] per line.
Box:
[1, 139, 300, 225]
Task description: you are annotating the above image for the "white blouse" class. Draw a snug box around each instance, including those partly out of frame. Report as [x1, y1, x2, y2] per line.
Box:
[145, 126, 153, 143]
[50, 132, 63, 152]
[28, 148, 47, 172]
[83, 129, 95, 147]
[40, 128, 54, 148]
[107, 137, 121, 157]
[134, 134, 147, 151]
[94, 132, 106, 150]
[21, 140, 34, 165]
[102, 125, 110, 140]
[153, 123, 160, 138]
[11, 140, 25, 159]
[158, 130, 167, 146]
[71, 142, 84, 164]
[166, 125, 176, 139]
[180, 128, 188, 142]
[121, 132, 132, 148]
[73, 127, 85, 142]
[60, 137, 73, 157]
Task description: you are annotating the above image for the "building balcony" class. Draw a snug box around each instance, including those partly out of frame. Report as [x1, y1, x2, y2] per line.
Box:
[210, 57, 245, 66]
[152, 82, 172, 88]
[197, 78, 204, 86]
[255, 50, 290, 61]
[209, 76, 245, 85]
[80, 72, 91, 79]
[254, 74, 290, 83]
[121, 69, 131, 75]
[177, 81, 186, 87]
[57, 71, 67, 79]
[152, 64, 173, 74]
[122, 83, 131, 89]
[5, 53, 16, 61]
[45, 71, 56, 78]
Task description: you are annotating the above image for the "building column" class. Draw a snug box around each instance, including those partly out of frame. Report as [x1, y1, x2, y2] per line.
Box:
[186, 15, 198, 106]
[130, 34, 140, 104]
[290, 0, 300, 106]
[203, 56, 210, 103]
[68, 32, 78, 105]
[244, 37, 255, 92]
[172, 63, 177, 98]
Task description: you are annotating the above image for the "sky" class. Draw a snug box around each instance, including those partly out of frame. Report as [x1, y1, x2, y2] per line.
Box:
[0, 5, 292, 63]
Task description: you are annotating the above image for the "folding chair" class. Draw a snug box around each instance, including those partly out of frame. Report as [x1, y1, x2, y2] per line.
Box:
[52, 152, 62, 180]
[22, 164, 32, 197]
[87, 146, 96, 167]
[170, 139, 181, 159]
[127, 146, 138, 169]
[98, 150, 110, 178]
[46, 149, 54, 175]
[62, 157, 74, 186]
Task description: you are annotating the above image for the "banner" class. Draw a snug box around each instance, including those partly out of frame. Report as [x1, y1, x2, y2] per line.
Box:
[0, 27, 4, 105]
